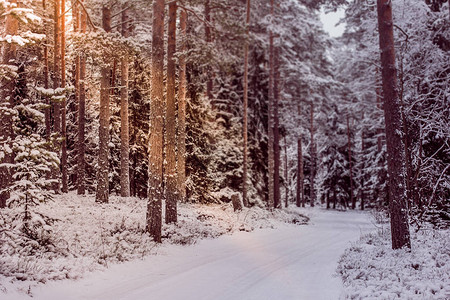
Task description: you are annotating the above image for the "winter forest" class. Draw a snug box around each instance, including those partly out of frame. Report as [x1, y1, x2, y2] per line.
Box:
[0, 0, 449, 299]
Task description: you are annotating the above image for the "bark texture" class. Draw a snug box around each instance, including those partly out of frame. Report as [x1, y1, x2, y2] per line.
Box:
[296, 137, 304, 207]
[0, 0, 18, 208]
[77, 6, 87, 195]
[177, 9, 187, 203]
[147, 0, 165, 243]
[96, 5, 112, 203]
[273, 47, 281, 209]
[165, 2, 178, 223]
[309, 102, 316, 207]
[376, 0, 411, 250]
[61, 0, 68, 193]
[120, 7, 130, 198]
[267, 0, 275, 210]
[242, 0, 251, 208]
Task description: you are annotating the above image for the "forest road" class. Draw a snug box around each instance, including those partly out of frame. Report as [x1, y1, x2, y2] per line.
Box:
[34, 208, 376, 300]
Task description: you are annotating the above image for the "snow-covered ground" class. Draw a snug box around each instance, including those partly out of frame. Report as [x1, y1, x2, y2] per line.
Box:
[2, 205, 375, 300]
[338, 221, 450, 300]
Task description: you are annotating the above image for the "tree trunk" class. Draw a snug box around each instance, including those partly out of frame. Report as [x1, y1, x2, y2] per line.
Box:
[376, 0, 411, 250]
[296, 137, 304, 207]
[77, 4, 87, 195]
[165, 2, 178, 223]
[204, 0, 213, 100]
[61, 0, 68, 193]
[53, 0, 61, 193]
[273, 46, 281, 209]
[44, 0, 51, 138]
[360, 129, 365, 210]
[309, 102, 316, 207]
[120, 6, 130, 198]
[267, 0, 275, 210]
[242, 0, 251, 208]
[96, 5, 111, 203]
[177, 9, 187, 203]
[147, 0, 165, 243]
[284, 135, 288, 208]
[347, 115, 354, 209]
[0, 0, 18, 208]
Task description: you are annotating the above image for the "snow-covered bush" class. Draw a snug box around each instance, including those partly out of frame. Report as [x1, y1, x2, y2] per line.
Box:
[337, 227, 450, 299]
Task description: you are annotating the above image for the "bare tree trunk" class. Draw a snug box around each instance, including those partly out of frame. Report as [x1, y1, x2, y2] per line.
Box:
[147, 0, 165, 243]
[242, 0, 251, 208]
[204, 0, 213, 100]
[284, 135, 288, 208]
[96, 5, 111, 203]
[273, 46, 281, 209]
[77, 4, 86, 195]
[360, 128, 365, 210]
[0, 0, 18, 208]
[61, 0, 68, 193]
[267, 0, 275, 210]
[120, 6, 130, 198]
[309, 102, 316, 207]
[177, 9, 187, 203]
[296, 137, 304, 207]
[165, 2, 178, 223]
[53, 0, 61, 193]
[44, 0, 51, 138]
[376, 0, 411, 250]
[347, 115, 354, 209]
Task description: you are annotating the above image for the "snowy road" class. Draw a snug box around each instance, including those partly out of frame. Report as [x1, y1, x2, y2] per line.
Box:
[33, 208, 375, 300]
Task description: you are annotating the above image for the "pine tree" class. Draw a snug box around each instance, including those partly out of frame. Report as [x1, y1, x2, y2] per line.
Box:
[376, 0, 411, 249]
[147, 0, 165, 243]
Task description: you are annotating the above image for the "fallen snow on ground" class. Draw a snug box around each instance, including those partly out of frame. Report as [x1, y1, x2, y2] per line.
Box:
[337, 221, 450, 300]
[1, 207, 376, 300]
[0, 192, 307, 297]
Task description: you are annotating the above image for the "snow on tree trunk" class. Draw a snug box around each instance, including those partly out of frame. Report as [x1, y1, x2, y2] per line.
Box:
[267, 0, 275, 210]
[347, 115, 354, 209]
[61, 0, 68, 193]
[296, 137, 304, 207]
[204, 0, 213, 101]
[376, 0, 411, 250]
[52, 0, 61, 193]
[0, 0, 18, 208]
[96, 5, 112, 204]
[242, 0, 251, 208]
[77, 6, 87, 195]
[120, 6, 130, 198]
[309, 102, 316, 207]
[165, 2, 178, 223]
[273, 46, 281, 209]
[177, 9, 187, 204]
[147, 0, 165, 243]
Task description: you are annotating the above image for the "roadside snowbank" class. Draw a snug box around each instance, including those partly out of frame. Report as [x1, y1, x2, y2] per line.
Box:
[337, 224, 450, 300]
[0, 192, 307, 295]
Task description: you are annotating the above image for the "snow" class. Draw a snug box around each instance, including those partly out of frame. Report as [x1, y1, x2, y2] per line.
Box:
[1, 205, 375, 300]
[338, 221, 450, 300]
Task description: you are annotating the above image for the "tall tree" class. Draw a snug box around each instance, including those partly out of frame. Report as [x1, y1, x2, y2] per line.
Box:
[177, 9, 187, 203]
[204, 0, 213, 100]
[147, 0, 165, 242]
[120, 5, 130, 197]
[347, 115, 354, 209]
[77, 0, 87, 195]
[0, 0, 18, 208]
[309, 102, 316, 207]
[52, 0, 61, 193]
[267, 0, 275, 209]
[165, 1, 178, 223]
[296, 137, 304, 207]
[273, 46, 281, 209]
[376, 0, 411, 249]
[61, 0, 68, 193]
[242, 0, 251, 207]
[96, 5, 112, 203]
